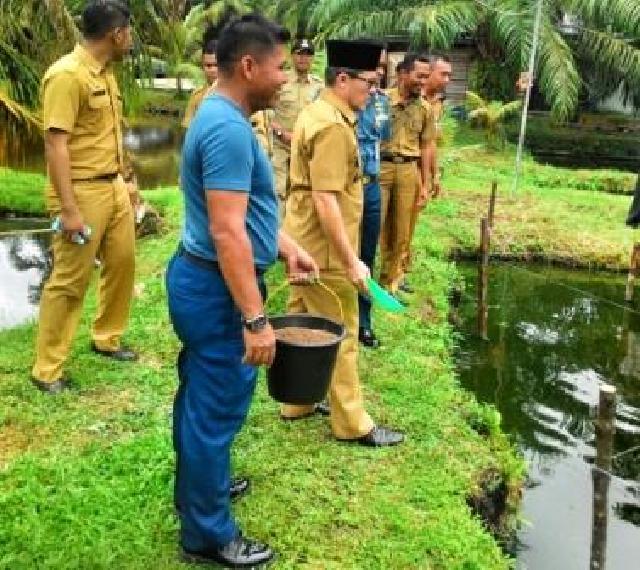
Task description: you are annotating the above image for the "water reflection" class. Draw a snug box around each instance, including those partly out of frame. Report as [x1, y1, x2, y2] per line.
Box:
[0, 219, 51, 329]
[1, 119, 182, 189]
[456, 263, 640, 569]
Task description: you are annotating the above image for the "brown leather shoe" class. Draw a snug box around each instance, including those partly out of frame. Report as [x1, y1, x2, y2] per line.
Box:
[91, 343, 138, 362]
[31, 376, 72, 395]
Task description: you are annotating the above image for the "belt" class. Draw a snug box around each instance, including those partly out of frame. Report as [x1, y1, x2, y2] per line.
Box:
[178, 245, 220, 271]
[72, 172, 119, 183]
[362, 175, 378, 185]
[380, 153, 419, 164]
[177, 244, 265, 277]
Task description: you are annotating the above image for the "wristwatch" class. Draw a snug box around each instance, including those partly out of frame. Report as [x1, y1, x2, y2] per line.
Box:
[275, 128, 283, 139]
[242, 313, 268, 333]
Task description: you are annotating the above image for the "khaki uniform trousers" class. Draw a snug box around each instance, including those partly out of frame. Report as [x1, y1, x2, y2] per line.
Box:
[272, 145, 289, 221]
[379, 161, 421, 292]
[403, 181, 430, 275]
[32, 176, 135, 382]
[280, 274, 374, 440]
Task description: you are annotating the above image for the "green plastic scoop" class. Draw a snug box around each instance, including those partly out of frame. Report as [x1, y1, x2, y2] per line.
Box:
[366, 278, 406, 313]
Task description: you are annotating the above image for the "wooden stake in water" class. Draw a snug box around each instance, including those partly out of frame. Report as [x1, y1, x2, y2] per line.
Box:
[624, 243, 640, 302]
[477, 217, 490, 340]
[488, 181, 497, 228]
[590, 384, 617, 570]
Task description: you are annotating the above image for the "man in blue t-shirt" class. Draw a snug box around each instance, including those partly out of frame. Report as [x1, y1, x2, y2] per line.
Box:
[165, 14, 318, 568]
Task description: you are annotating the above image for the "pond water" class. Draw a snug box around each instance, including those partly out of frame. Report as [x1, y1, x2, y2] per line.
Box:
[456, 262, 640, 570]
[1, 118, 182, 329]
[0, 218, 51, 329]
[1, 119, 182, 190]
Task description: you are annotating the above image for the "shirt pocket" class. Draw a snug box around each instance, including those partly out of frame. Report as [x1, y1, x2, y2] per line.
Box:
[85, 89, 111, 127]
[409, 109, 424, 133]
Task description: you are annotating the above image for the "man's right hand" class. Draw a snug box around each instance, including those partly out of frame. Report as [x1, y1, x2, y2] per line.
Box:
[347, 258, 371, 294]
[60, 208, 85, 242]
[242, 323, 276, 367]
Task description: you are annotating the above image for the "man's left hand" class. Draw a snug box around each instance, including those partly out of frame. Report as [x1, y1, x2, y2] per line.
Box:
[415, 185, 430, 210]
[126, 179, 141, 208]
[431, 180, 442, 199]
[284, 245, 320, 285]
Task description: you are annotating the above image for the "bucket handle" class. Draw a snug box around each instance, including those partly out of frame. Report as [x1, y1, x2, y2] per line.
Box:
[265, 279, 345, 324]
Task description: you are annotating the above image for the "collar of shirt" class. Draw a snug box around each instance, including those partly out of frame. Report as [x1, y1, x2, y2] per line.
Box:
[387, 87, 419, 109]
[287, 68, 315, 85]
[74, 43, 107, 76]
[209, 93, 249, 120]
[320, 88, 357, 127]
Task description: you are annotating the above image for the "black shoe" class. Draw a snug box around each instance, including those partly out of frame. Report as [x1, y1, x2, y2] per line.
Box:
[31, 376, 72, 394]
[181, 535, 275, 568]
[358, 327, 380, 349]
[398, 280, 414, 294]
[230, 477, 250, 500]
[356, 426, 404, 447]
[314, 400, 331, 416]
[91, 343, 138, 362]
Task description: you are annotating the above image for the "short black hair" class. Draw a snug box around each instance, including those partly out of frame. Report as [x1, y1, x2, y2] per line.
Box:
[216, 13, 291, 76]
[203, 40, 218, 56]
[397, 52, 430, 74]
[81, 0, 130, 41]
[429, 53, 451, 65]
[325, 67, 366, 87]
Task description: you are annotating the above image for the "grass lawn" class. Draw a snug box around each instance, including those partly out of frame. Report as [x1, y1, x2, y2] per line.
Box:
[428, 126, 639, 271]
[0, 167, 47, 215]
[0, 178, 522, 568]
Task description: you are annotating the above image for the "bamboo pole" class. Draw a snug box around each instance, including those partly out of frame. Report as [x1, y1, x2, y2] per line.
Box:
[624, 243, 640, 302]
[488, 181, 497, 228]
[478, 217, 490, 340]
[512, 0, 544, 195]
[590, 384, 616, 570]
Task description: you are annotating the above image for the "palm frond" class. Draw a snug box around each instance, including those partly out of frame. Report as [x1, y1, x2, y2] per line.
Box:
[536, 18, 581, 120]
[0, 83, 42, 130]
[578, 28, 640, 87]
[570, 0, 640, 38]
[494, 98, 522, 121]
[408, 1, 482, 49]
[466, 90, 487, 110]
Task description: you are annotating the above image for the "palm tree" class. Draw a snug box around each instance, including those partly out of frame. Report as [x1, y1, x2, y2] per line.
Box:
[279, 0, 640, 122]
[129, 0, 256, 93]
[0, 0, 78, 109]
[466, 90, 521, 149]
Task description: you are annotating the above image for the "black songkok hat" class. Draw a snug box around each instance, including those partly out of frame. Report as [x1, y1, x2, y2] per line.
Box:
[326, 39, 383, 72]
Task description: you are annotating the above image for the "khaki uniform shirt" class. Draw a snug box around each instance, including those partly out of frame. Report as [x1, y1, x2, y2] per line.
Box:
[273, 69, 323, 153]
[182, 85, 210, 128]
[428, 97, 445, 144]
[42, 43, 124, 180]
[284, 89, 362, 275]
[382, 88, 435, 157]
[251, 110, 274, 158]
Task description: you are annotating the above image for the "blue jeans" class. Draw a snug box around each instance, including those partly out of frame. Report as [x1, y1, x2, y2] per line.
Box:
[166, 252, 265, 551]
[358, 180, 381, 330]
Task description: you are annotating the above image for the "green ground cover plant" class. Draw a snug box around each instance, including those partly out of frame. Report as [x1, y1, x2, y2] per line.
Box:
[0, 182, 522, 568]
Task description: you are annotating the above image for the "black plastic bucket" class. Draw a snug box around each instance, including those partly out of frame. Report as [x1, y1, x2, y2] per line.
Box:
[267, 313, 346, 404]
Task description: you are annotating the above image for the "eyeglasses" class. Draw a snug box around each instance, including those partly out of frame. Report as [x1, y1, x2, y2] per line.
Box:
[351, 74, 378, 89]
